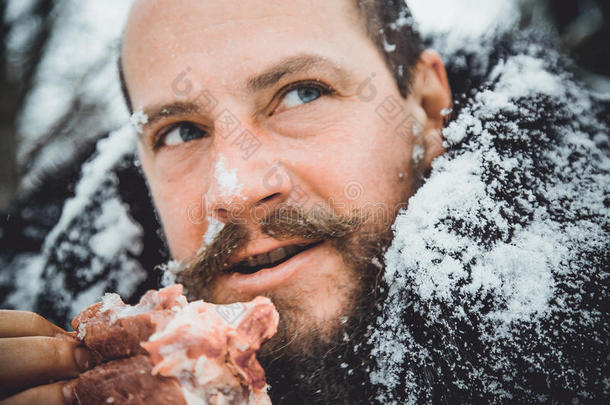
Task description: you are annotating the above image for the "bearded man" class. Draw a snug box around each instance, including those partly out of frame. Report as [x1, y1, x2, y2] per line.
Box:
[118, 1, 450, 402]
[0, 1, 608, 404]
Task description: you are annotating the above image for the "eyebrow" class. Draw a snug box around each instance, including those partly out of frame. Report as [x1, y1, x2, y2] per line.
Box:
[140, 54, 352, 132]
[245, 54, 350, 92]
[142, 102, 201, 133]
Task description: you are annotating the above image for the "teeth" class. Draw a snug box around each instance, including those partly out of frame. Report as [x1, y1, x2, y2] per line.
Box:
[285, 245, 302, 257]
[269, 247, 287, 263]
[230, 241, 323, 274]
[242, 245, 304, 268]
[255, 252, 271, 266]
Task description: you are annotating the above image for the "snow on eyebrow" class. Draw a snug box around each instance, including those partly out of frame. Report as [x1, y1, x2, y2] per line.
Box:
[214, 154, 244, 198]
[130, 110, 149, 134]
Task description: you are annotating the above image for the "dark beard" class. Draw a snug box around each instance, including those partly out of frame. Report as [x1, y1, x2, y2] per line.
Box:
[258, 228, 393, 405]
[177, 204, 396, 403]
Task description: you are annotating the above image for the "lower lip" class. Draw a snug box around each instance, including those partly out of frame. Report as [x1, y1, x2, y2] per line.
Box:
[218, 241, 325, 295]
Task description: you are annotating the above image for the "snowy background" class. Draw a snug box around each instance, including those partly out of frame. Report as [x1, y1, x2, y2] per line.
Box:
[2, 0, 132, 196]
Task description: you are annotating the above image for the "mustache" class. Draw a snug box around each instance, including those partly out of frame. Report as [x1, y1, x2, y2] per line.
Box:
[177, 205, 368, 293]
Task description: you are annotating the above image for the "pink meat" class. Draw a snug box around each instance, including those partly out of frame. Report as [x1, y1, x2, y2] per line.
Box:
[71, 284, 278, 405]
[71, 284, 186, 359]
[74, 355, 186, 405]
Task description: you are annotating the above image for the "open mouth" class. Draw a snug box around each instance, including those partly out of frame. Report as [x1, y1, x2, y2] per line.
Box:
[225, 240, 324, 275]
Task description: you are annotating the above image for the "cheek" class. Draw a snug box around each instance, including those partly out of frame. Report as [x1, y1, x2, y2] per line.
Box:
[155, 190, 207, 260]
[341, 110, 416, 208]
[139, 150, 209, 260]
[286, 107, 414, 215]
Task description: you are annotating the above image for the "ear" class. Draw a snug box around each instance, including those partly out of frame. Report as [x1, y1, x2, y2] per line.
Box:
[410, 49, 452, 169]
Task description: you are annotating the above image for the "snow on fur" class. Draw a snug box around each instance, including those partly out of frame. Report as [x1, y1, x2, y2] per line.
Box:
[369, 28, 609, 404]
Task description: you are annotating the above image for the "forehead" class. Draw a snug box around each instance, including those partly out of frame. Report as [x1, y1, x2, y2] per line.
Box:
[122, 0, 374, 108]
[124, 0, 360, 49]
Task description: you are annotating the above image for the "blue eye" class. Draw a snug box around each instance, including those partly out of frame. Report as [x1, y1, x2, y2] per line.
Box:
[163, 123, 208, 146]
[279, 84, 324, 110]
[296, 87, 321, 103]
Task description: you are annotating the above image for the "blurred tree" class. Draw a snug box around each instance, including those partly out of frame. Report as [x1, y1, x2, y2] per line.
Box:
[0, 0, 58, 211]
[548, 0, 609, 77]
[520, 0, 609, 89]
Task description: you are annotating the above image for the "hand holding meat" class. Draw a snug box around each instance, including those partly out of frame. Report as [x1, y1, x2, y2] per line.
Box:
[0, 310, 94, 404]
[70, 284, 278, 404]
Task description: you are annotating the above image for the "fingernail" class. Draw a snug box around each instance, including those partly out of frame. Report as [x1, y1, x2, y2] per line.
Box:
[73, 346, 93, 372]
[62, 380, 77, 404]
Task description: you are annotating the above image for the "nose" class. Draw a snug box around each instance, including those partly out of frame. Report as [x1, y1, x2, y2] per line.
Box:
[205, 151, 293, 226]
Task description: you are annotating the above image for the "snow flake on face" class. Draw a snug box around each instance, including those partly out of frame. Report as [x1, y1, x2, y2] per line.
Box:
[383, 38, 396, 53]
[411, 145, 424, 164]
[214, 154, 244, 198]
[130, 110, 149, 134]
[202, 216, 225, 248]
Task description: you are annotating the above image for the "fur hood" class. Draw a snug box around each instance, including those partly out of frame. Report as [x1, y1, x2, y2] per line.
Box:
[369, 29, 609, 403]
[1, 23, 608, 404]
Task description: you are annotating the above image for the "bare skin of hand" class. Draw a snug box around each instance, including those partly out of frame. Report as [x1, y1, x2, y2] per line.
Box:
[0, 310, 94, 405]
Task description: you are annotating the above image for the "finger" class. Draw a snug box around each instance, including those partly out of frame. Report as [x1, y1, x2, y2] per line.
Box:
[0, 337, 92, 392]
[0, 379, 76, 405]
[0, 311, 66, 338]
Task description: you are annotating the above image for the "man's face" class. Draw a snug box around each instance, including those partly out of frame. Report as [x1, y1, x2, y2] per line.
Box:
[122, 0, 446, 367]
